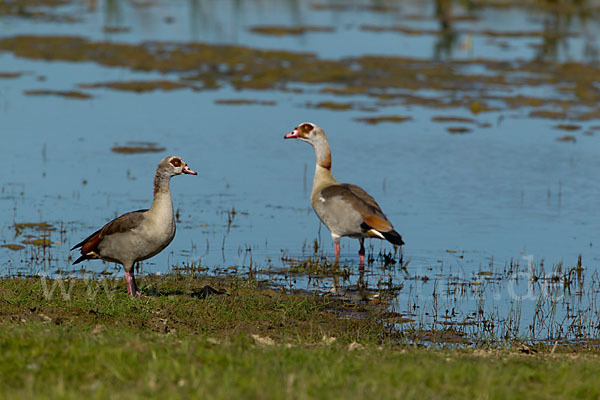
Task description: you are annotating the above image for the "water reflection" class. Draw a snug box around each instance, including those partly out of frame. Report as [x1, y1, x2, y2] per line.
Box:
[6, 0, 587, 61]
[104, 0, 123, 30]
[533, 2, 599, 62]
[433, 0, 458, 60]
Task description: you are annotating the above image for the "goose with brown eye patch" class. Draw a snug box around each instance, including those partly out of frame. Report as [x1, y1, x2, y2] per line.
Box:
[70, 156, 197, 298]
[284, 122, 404, 268]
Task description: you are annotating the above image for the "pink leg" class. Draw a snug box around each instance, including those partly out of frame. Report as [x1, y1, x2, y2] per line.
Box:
[358, 239, 365, 269]
[125, 270, 137, 297]
[334, 243, 340, 265]
[125, 270, 151, 299]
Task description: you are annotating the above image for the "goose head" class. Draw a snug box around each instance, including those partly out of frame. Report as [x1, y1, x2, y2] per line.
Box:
[284, 122, 328, 147]
[159, 156, 197, 177]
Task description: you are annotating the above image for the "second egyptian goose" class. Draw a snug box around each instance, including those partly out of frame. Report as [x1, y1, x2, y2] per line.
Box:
[284, 122, 404, 266]
[70, 156, 197, 297]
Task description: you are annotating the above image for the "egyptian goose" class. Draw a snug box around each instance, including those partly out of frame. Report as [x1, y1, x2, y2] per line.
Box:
[71, 156, 197, 297]
[284, 122, 404, 266]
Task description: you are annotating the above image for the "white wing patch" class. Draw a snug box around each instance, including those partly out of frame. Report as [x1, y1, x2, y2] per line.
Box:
[86, 251, 101, 259]
[367, 229, 386, 240]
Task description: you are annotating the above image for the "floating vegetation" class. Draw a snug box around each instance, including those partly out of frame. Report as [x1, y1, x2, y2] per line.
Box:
[469, 101, 497, 114]
[79, 80, 195, 93]
[447, 127, 472, 134]
[110, 141, 166, 154]
[1, 244, 25, 251]
[495, 95, 548, 109]
[474, 29, 578, 38]
[0, 72, 23, 79]
[553, 124, 581, 131]
[249, 25, 335, 36]
[396, 94, 465, 109]
[320, 87, 370, 96]
[14, 222, 54, 230]
[214, 99, 276, 106]
[360, 25, 440, 36]
[24, 89, 92, 99]
[556, 135, 576, 142]
[354, 115, 411, 125]
[529, 110, 568, 120]
[102, 26, 131, 34]
[432, 116, 477, 124]
[2, 34, 600, 123]
[310, 101, 354, 111]
[21, 238, 52, 247]
[576, 110, 600, 120]
[14, 222, 55, 234]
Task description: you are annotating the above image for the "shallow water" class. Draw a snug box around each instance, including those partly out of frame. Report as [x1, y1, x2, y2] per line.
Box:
[1, 0, 600, 342]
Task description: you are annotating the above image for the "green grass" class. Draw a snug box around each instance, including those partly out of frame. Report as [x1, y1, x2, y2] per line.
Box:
[1, 275, 599, 399]
[2, 324, 599, 399]
[0, 275, 383, 343]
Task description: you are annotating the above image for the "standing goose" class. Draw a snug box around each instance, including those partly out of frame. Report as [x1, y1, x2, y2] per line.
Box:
[284, 122, 403, 266]
[71, 156, 197, 297]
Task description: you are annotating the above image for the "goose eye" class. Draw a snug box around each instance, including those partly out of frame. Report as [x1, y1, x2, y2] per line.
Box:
[170, 158, 182, 167]
[301, 124, 313, 133]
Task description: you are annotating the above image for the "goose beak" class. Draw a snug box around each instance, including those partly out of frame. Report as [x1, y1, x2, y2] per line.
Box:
[284, 128, 299, 139]
[183, 164, 197, 175]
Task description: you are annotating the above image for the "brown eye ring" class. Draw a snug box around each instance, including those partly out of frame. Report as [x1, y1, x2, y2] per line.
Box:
[300, 123, 313, 133]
